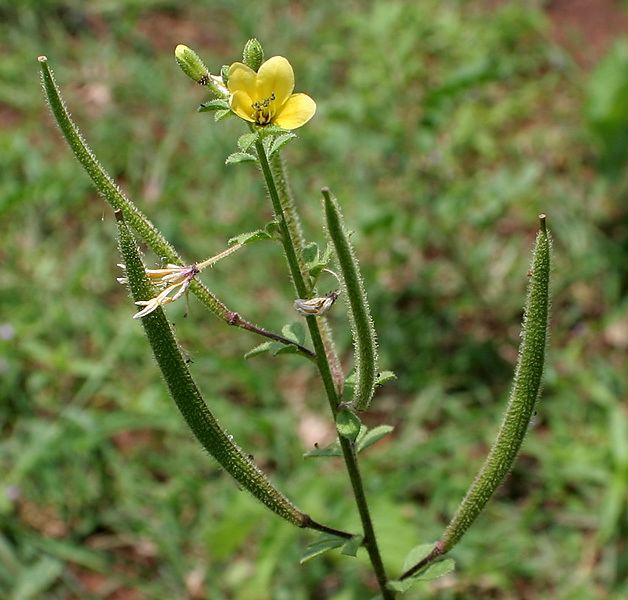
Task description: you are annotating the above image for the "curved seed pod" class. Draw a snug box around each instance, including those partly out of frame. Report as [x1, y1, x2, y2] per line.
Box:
[115, 211, 308, 526]
[38, 56, 228, 320]
[402, 216, 551, 580]
[322, 188, 378, 411]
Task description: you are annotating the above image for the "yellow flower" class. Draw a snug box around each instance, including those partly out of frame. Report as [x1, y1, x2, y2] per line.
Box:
[227, 56, 316, 129]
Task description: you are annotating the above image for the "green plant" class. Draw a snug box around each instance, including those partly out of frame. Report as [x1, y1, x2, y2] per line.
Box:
[39, 37, 551, 597]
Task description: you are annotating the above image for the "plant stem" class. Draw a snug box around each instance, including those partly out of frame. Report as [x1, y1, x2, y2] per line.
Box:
[269, 152, 344, 391]
[255, 140, 393, 599]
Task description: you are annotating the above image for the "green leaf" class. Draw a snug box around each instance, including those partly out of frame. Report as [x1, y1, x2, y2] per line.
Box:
[389, 558, 456, 590]
[356, 425, 394, 453]
[269, 132, 297, 156]
[228, 229, 272, 246]
[258, 124, 290, 137]
[336, 409, 362, 442]
[226, 152, 257, 165]
[214, 108, 232, 121]
[376, 371, 397, 386]
[402, 543, 435, 572]
[302, 242, 319, 263]
[273, 344, 301, 356]
[198, 98, 230, 112]
[281, 322, 305, 345]
[300, 536, 345, 564]
[341, 534, 364, 557]
[244, 341, 278, 359]
[413, 559, 455, 581]
[265, 219, 282, 240]
[238, 132, 259, 151]
[303, 442, 343, 458]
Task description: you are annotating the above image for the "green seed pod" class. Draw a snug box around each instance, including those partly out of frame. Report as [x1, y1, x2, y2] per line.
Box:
[322, 188, 378, 411]
[242, 38, 264, 71]
[115, 210, 308, 527]
[440, 215, 552, 552]
[401, 216, 552, 582]
[38, 56, 229, 320]
[175, 44, 210, 84]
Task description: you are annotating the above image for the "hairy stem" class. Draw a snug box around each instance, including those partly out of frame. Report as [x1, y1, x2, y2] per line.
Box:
[255, 140, 393, 599]
[270, 152, 344, 391]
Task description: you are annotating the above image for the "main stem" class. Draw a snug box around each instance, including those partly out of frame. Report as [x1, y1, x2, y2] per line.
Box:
[255, 141, 393, 599]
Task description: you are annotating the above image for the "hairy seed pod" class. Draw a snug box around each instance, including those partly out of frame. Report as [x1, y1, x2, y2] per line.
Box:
[322, 188, 378, 411]
[115, 211, 308, 526]
[440, 215, 552, 552]
[38, 56, 229, 320]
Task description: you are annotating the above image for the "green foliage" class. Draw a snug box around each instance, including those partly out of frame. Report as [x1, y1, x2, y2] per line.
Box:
[586, 40, 628, 174]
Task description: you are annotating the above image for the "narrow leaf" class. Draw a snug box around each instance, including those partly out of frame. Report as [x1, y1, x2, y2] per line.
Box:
[228, 229, 272, 246]
[302, 242, 319, 263]
[356, 424, 394, 453]
[115, 211, 308, 527]
[322, 188, 378, 410]
[214, 108, 232, 121]
[13, 556, 63, 600]
[269, 132, 297, 156]
[402, 543, 436, 572]
[198, 98, 230, 112]
[281, 322, 305, 345]
[244, 341, 277, 359]
[238, 132, 259, 151]
[387, 559, 455, 592]
[303, 443, 343, 458]
[299, 536, 345, 564]
[226, 152, 257, 165]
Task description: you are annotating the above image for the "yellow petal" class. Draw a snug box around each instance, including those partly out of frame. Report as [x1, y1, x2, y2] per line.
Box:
[227, 62, 257, 99]
[273, 93, 316, 130]
[230, 90, 255, 122]
[256, 56, 294, 107]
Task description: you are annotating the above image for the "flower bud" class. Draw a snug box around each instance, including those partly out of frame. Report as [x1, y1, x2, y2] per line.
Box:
[242, 38, 264, 71]
[175, 44, 210, 85]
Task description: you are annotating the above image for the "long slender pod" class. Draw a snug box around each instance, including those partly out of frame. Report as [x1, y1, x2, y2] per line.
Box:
[39, 57, 311, 355]
[38, 56, 229, 319]
[322, 188, 378, 411]
[402, 215, 551, 579]
[115, 210, 349, 536]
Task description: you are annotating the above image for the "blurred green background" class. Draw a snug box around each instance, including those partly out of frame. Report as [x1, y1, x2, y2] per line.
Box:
[1, 1, 626, 598]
